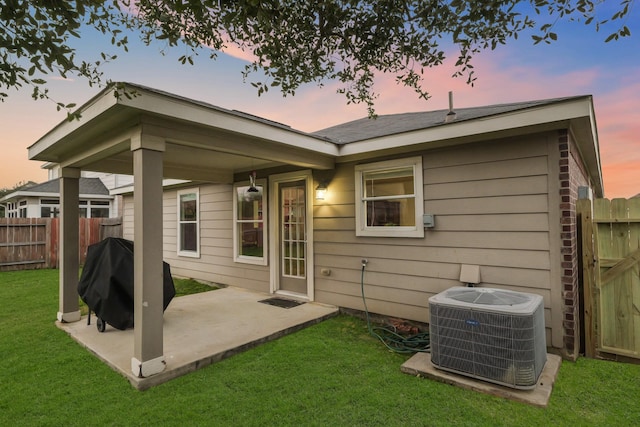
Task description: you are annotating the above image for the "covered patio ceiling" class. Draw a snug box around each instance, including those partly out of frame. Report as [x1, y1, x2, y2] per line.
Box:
[28, 83, 337, 181]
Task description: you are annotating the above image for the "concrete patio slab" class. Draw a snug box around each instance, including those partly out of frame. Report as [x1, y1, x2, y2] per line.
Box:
[401, 352, 562, 407]
[57, 287, 339, 390]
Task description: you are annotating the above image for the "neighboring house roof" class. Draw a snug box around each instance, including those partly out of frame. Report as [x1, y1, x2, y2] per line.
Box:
[0, 178, 111, 203]
[26, 82, 604, 196]
[312, 97, 585, 144]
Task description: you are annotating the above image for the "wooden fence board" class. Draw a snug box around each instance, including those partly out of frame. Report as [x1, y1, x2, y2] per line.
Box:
[629, 198, 640, 358]
[0, 219, 48, 271]
[0, 217, 122, 271]
[583, 198, 640, 360]
[578, 199, 596, 357]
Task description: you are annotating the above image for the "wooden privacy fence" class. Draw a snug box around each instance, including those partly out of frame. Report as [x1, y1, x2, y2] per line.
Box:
[0, 217, 122, 271]
[579, 198, 640, 362]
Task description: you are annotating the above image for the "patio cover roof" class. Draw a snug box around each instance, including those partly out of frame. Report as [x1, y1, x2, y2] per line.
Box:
[28, 83, 338, 184]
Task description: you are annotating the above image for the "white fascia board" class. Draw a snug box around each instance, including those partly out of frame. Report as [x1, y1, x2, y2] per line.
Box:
[110, 186, 134, 196]
[79, 194, 114, 200]
[28, 88, 120, 160]
[0, 191, 29, 202]
[119, 89, 339, 157]
[337, 98, 593, 158]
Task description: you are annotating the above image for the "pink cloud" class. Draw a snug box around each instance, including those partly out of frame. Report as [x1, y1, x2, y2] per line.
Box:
[249, 47, 638, 199]
[219, 42, 258, 64]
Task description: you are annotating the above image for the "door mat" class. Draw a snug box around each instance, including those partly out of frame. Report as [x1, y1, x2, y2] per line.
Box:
[258, 297, 305, 309]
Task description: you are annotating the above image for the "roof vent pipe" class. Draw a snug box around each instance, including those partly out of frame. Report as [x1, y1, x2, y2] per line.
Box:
[445, 91, 456, 122]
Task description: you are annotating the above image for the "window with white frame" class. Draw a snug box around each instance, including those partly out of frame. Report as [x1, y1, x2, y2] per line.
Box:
[177, 188, 200, 257]
[40, 198, 60, 218]
[18, 200, 27, 218]
[39, 198, 110, 218]
[355, 156, 424, 238]
[233, 181, 267, 265]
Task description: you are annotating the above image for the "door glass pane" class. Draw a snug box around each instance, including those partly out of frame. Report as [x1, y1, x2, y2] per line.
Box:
[281, 182, 306, 279]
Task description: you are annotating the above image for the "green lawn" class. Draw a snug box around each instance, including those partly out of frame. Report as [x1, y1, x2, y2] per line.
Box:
[1, 269, 639, 426]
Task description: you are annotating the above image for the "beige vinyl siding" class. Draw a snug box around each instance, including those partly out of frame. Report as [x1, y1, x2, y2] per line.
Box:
[314, 133, 557, 345]
[122, 196, 134, 240]
[123, 184, 270, 292]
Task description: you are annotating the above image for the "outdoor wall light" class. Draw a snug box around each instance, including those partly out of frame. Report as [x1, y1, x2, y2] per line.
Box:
[315, 183, 328, 200]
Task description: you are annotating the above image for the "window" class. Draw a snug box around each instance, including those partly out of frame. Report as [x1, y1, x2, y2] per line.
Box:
[90, 207, 110, 218]
[233, 181, 267, 265]
[177, 188, 200, 257]
[355, 156, 424, 238]
[38, 198, 110, 218]
[89, 200, 110, 218]
[40, 198, 60, 218]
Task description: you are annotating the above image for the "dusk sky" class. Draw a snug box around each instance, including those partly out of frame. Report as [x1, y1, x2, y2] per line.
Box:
[1, 8, 639, 198]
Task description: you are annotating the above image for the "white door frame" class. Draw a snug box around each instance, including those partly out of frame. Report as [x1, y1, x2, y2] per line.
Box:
[269, 170, 315, 301]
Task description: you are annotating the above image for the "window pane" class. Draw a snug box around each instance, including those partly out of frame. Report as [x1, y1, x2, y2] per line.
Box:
[79, 208, 87, 218]
[364, 168, 414, 198]
[91, 208, 109, 218]
[240, 221, 264, 257]
[180, 223, 198, 251]
[41, 207, 51, 218]
[180, 194, 197, 221]
[236, 186, 263, 220]
[366, 198, 416, 226]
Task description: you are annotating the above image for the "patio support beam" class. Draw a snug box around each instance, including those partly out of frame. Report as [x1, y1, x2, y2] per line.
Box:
[130, 134, 166, 378]
[58, 167, 81, 323]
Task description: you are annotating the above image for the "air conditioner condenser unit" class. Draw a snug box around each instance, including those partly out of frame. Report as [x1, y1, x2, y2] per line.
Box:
[429, 287, 547, 390]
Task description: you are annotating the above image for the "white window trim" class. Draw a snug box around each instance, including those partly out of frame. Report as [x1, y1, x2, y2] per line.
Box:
[233, 179, 268, 266]
[177, 188, 200, 258]
[355, 156, 424, 238]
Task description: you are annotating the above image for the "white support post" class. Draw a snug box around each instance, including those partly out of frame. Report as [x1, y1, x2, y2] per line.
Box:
[58, 168, 81, 323]
[130, 134, 166, 378]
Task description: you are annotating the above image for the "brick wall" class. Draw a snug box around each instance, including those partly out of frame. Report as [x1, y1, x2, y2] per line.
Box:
[558, 129, 590, 359]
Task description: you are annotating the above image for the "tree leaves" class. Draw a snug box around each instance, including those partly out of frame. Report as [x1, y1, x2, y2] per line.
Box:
[0, 0, 131, 115]
[0, 0, 635, 117]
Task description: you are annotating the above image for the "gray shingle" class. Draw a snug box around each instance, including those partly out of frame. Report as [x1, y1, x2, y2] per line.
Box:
[21, 177, 109, 196]
[312, 96, 587, 144]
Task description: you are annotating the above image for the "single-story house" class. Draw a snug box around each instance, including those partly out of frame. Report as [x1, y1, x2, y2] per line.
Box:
[27, 83, 602, 378]
[1, 177, 114, 218]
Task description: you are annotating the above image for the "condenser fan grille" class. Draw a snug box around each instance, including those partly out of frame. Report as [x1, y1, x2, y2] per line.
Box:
[446, 288, 530, 305]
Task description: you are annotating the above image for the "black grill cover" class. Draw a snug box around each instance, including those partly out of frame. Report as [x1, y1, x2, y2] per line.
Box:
[78, 237, 175, 330]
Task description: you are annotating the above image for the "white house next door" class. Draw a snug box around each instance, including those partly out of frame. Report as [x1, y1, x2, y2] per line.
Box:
[269, 171, 314, 300]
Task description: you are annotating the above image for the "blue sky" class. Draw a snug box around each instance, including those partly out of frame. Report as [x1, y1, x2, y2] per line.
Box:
[1, 7, 639, 197]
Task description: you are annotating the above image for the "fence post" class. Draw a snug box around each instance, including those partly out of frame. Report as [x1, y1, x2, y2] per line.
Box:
[578, 199, 597, 358]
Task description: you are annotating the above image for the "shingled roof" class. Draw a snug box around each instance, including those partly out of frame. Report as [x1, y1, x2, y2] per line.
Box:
[312, 97, 586, 144]
[15, 178, 109, 196]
